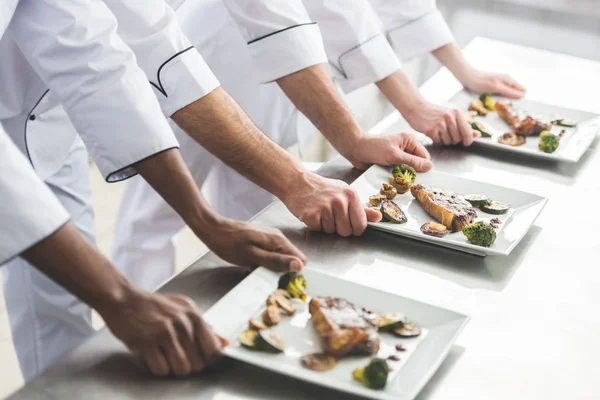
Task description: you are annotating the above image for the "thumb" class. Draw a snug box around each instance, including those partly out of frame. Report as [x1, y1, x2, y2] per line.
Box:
[252, 247, 305, 273]
[396, 151, 433, 172]
[364, 207, 382, 223]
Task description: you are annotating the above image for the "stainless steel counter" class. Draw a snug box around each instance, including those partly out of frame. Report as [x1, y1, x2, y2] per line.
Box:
[10, 38, 600, 400]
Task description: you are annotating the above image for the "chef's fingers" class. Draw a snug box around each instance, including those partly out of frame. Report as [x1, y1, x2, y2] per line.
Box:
[142, 347, 171, 377]
[164, 296, 204, 373]
[501, 75, 526, 92]
[348, 191, 368, 236]
[427, 130, 441, 145]
[438, 122, 453, 145]
[160, 322, 192, 377]
[320, 212, 336, 234]
[392, 146, 433, 172]
[251, 247, 304, 273]
[455, 110, 475, 147]
[302, 214, 322, 232]
[364, 207, 382, 223]
[191, 314, 224, 367]
[331, 194, 352, 237]
[259, 229, 307, 263]
[401, 133, 431, 160]
[444, 111, 462, 145]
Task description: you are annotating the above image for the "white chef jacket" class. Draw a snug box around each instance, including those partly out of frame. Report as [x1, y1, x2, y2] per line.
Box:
[369, 0, 454, 61]
[0, 127, 69, 266]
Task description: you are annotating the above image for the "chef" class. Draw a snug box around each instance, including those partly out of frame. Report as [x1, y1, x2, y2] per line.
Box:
[1, 0, 312, 380]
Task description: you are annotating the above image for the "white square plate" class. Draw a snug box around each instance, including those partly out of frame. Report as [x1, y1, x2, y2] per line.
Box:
[450, 90, 600, 162]
[203, 267, 469, 400]
[352, 167, 547, 256]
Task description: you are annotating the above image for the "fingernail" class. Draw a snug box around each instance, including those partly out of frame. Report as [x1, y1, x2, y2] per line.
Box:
[290, 259, 302, 272]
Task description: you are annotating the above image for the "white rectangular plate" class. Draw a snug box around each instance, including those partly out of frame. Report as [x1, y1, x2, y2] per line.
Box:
[203, 267, 469, 400]
[449, 90, 600, 162]
[352, 167, 547, 256]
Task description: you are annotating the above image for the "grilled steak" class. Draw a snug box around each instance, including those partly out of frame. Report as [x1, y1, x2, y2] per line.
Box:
[495, 100, 551, 136]
[309, 297, 380, 358]
[411, 184, 477, 232]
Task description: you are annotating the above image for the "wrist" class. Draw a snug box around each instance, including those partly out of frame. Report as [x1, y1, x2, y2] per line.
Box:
[188, 207, 227, 243]
[92, 275, 139, 318]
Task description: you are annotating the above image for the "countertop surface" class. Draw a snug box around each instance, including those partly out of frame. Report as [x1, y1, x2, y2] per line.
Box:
[10, 38, 600, 400]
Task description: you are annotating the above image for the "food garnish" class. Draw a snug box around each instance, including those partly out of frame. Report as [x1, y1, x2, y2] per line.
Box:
[255, 330, 285, 353]
[380, 200, 408, 224]
[471, 121, 492, 138]
[240, 329, 259, 349]
[479, 94, 496, 111]
[380, 183, 398, 199]
[373, 313, 406, 331]
[411, 185, 477, 232]
[392, 164, 417, 184]
[369, 194, 386, 207]
[464, 194, 492, 207]
[278, 272, 308, 302]
[469, 98, 488, 116]
[538, 130, 560, 153]
[300, 353, 338, 372]
[463, 221, 497, 247]
[480, 201, 510, 215]
[495, 101, 551, 136]
[275, 296, 296, 316]
[420, 221, 449, 238]
[498, 132, 526, 147]
[263, 305, 282, 326]
[388, 176, 411, 194]
[352, 358, 390, 390]
[392, 321, 422, 338]
[551, 118, 577, 128]
[248, 319, 268, 331]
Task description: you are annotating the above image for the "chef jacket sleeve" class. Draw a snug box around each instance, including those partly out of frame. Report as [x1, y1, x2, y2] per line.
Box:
[369, 0, 454, 61]
[103, 0, 221, 117]
[220, 0, 328, 83]
[302, 0, 401, 93]
[0, 128, 70, 266]
[8, 0, 179, 182]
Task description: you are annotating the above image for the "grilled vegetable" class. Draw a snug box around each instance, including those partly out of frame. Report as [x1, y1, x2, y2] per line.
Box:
[352, 358, 390, 390]
[380, 183, 398, 199]
[551, 118, 577, 128]
[380, 200, 407, 224]
[255, 330, 285, 353]
[388, 176, 411, 194]
[480, 201, 510, 215]
[248, 319, 268, 331]
[464, 194, 491, 207]
[469, 98, 488, 116]
[373, 313, 406, 331]
[498, 132, 526, 146]
[471, 121, 492, 138]
[392, 321, 422, 338]
[392, 164, 416, 184]
[278, 272, 308, 301]
[369, 194, 386, 207]
[239, 329, 259, 349]
[465, 110, 478, 123]
[479, 93, 496, 111]
[275, 296, 296, 316]
[538, 130, 560, 153]
[463, 221, 497, 247]
[300, 353, 338, 372]
[420, 221, 449, 238]
[263, 305, 282, 326]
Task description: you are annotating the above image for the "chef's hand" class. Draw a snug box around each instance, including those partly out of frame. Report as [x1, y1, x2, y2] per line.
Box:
[461, 70, 526, 99]
[346, 132, 434, 171]
[101, 290, 226, 377]
[283, 173, 382, 237]
[204, 219, 307, 272]
[404, 102, 479, 147]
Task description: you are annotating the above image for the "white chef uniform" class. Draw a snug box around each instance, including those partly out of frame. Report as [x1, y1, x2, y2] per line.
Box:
[0, 0, 223, 380]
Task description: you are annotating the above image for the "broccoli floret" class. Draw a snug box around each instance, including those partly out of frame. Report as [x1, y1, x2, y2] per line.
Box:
[538, 131, 559, 153]
[277, 272, 307, 301]
[462, 222, 497, 247]
[352, 358, 390, 390]
[392, 164, 416, 183]
[479, 93, 496, 111]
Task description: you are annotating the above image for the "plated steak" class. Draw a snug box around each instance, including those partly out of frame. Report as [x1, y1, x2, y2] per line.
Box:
[411, 184, 477, 232]
[309, 297, 380, 358]
[495, 100, 551, 136]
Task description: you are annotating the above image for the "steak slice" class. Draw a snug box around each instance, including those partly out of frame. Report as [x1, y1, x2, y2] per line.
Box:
[495, 100, 551, 136]
[309, 297, 379, 358]
[411, 184, 477, 232]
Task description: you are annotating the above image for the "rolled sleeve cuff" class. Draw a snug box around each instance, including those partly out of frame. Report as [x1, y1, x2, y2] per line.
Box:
[331, 33, 401, 94]
[388, 10, 454, 62]
[151, 47, 221, 117]
[247, 22, 328, 83]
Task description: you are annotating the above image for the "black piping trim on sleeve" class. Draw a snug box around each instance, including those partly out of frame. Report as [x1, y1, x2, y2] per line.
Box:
[149, 46, 195, 98]
[104, 146, 179, 183]
[328, 34, 383, 80]
[247, 22, 317, 45]
[24, 89, 50, 169]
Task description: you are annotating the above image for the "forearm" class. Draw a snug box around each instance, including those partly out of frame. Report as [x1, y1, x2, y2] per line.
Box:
[431, 42, 474, 85]
[171, 88, 305, 201]
[275, 63, 364, 161]
[21, 222, 134, 314]
[375, 69, 427, 121]
[133, 148, 222, 240]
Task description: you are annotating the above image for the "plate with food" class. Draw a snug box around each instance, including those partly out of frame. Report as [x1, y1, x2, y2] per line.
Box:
[353, 165, 547, 256]
[203, 268, 468, 400]
[452, 90, 599, 162]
